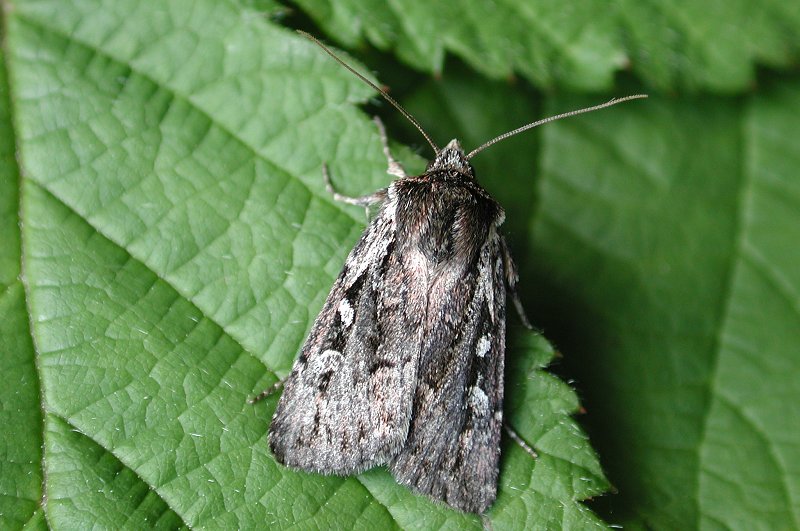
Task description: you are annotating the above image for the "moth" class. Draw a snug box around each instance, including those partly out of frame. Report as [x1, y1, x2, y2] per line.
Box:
[262, 30, 646, 514]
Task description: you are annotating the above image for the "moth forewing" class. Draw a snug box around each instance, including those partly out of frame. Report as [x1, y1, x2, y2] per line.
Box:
[389, 219, 508, 513]
[262, 31, 647, 514]
[269, 193, 418, 473]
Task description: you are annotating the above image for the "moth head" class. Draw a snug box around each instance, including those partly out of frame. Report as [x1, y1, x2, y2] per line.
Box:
[428, 139, 474, 174]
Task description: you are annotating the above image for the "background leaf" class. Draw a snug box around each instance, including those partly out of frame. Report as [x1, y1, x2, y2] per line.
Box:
[293, 0, 800, 92]
[1, 0, 615, 528]
[530, 86, 800, 529]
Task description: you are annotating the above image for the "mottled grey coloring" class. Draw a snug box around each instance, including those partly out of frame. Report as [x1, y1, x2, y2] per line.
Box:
[269, 135, 522, 513]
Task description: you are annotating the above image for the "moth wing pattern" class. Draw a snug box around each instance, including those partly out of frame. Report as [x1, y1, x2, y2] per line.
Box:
[389, 204, 508, 513]
[269, 192, 426, 474]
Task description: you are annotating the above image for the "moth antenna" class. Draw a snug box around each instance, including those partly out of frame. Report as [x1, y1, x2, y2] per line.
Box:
[466, 94, 648, 160]
[299, 30, 440, 154]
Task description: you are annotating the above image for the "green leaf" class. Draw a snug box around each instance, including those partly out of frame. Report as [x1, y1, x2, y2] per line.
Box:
[528, 87, 800, 528]
[2, 0, 607, 528]
[0, 37, 43, 531]
[44, 415, 187, 529]
[294, 0, 800, 92]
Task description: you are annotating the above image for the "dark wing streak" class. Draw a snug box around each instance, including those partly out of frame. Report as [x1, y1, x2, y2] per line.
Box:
[390, 232, 506, 513]
[269, 198, 424, 474]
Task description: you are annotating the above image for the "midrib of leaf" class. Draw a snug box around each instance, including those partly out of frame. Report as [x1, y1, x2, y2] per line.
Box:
[0, 5, 47, 527]
[691, 94, 752, 530]
[693, 91, 799, 529]
[15, 129, 51, 531]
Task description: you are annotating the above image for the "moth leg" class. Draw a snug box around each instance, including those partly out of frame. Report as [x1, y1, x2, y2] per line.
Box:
[322, 163, 387, 220]
[504, 424, 538, 460]
[501, 237, 533, 329]
[373, 116, 407, 178]
[248, 376, 286, 404]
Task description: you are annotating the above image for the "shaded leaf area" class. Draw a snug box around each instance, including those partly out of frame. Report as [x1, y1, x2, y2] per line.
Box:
[3, 0, 609, 528]
[293, 0, 800, 92]
[527, 86, 800, 529]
